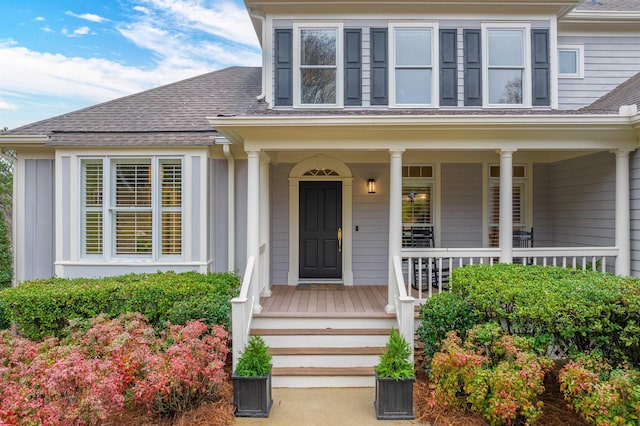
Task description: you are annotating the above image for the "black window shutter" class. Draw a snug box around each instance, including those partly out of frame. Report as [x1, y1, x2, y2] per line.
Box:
[344, 29, 362, 106]
[532, 29, 550, 106]
[274, 29, 293, 106]
[463, 29, 482, 106]
[370, 28, 388, 106]
[440, 29, 458, 106]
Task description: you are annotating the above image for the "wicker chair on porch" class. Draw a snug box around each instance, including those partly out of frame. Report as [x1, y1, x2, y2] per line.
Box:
[407, 226, 449, 290]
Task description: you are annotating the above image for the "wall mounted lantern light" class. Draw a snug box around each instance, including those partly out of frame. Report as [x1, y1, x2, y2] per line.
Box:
[367, 178, 376, 194]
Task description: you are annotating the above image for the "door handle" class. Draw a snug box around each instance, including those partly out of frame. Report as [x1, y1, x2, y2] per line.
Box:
[337, 227, 342, 252]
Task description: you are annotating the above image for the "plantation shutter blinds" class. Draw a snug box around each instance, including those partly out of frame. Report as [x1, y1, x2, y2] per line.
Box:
[532, 29, 551, 106]
[113, 161, 152, 255]
[160, 160, 182, 255]
[402, 184, 433, 226]
[82, 161, 103, 255]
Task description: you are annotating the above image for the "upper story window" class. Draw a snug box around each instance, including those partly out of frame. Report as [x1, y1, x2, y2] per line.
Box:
[390, 23, 439, 107]
[293, 23, 343, 107]
[81, 157, 183, 260]
[558, 45, 584, 78]
[482, 24, 531, 107]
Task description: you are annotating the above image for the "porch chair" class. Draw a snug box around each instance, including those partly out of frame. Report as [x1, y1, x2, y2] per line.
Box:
[513, 227, 534, 264]
[408, 226, 449, 291]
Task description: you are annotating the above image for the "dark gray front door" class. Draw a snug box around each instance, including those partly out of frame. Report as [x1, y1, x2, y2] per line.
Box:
[299, 181, 342, 279]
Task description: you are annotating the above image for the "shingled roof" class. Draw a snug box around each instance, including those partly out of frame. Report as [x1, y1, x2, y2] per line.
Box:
[583, 72, 640, 112]
[5, 66, 264, 146]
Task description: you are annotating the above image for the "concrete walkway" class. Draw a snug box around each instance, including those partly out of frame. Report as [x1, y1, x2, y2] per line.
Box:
[235, 387, 422, 425]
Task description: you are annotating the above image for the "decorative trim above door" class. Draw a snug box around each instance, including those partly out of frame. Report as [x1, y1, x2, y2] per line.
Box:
[288, 155, 354, 286]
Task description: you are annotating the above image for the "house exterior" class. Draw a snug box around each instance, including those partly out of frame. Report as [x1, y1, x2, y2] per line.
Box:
[1, 0, 640, 386]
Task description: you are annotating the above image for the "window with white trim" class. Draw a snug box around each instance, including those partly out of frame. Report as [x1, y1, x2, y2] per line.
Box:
[390, 24, 438, 107]
[483, 24, 531, 107]
[402, 165, 434, 247]
[81, 157, 183, 259]
[558, 45, 584, 78]
[294, 24, 343, 107]
[488, 164, 526, 247]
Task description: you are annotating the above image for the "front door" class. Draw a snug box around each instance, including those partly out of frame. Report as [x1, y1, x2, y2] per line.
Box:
[299, 181, 342, 279]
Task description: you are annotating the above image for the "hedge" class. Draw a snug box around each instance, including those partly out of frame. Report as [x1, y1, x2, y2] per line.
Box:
[449, 264, 640, 367]
[0, 271, 240, 339]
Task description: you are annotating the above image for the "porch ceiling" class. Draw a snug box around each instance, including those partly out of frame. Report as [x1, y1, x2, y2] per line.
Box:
[208, 114, 639, 152]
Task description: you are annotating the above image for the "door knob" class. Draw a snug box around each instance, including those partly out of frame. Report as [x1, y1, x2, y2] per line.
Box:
[337, 227, 342, 252]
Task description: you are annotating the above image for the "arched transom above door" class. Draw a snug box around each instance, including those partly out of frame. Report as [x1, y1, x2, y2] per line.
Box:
[289, 156, 353, 179]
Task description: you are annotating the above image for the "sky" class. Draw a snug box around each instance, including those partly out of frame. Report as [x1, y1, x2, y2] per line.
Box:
[0, 0, 261, 130]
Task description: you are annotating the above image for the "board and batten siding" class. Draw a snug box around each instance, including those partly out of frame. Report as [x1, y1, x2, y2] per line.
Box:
[234, 160, 248, 277]
[532, 163, 553, 248]
[549, 152, 615, 247]
[351, 164, 389, 284]
[211, 159, 229, 273]
[440, 163, 483, 247]
[23, 159, 55, 281]
[558, 36, 640, 110]
[270, 163, 291, 284]
[630, 150, 640, 276]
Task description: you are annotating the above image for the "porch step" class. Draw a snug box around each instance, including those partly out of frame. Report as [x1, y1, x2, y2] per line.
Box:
[251, 316, 392, 387]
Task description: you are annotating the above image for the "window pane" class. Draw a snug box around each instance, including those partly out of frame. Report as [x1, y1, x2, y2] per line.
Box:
[559, 50, 577, 74]
[84, 162, 103, 208]
[162, 212, 182, 255]
[396, 28, 431, 66]
[115, 212, 152, 255]
[488, 69, 523, 104]
[115, 162, 151, 207]
[301, 29, 336, 66]
[395, 69, 431, 104]
[402, 184, 432, 225]
[488, 29, 524, 66]
[301, 68, 336, 104]
[83, 161, 103, 255]
[161, 162, 182, 207]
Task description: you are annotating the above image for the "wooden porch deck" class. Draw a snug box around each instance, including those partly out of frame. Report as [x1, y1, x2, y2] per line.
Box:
[259, 285, 391, 316]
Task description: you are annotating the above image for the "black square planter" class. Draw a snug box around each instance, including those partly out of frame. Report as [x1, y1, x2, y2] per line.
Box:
[374, 373, 415, 420]
[232, 372, 273, 417]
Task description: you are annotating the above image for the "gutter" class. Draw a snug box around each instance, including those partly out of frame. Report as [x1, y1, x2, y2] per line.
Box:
[248, 11, 267, 102]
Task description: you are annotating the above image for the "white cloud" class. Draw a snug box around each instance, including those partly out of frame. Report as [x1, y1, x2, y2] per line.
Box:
[65, 11, 109, 23]
[133, 6, 151, 15]
[0, 101, 18, 111]
[73, 26, 91, 36]
[41, 26, 54, 33]
[35, 17, 45, 22]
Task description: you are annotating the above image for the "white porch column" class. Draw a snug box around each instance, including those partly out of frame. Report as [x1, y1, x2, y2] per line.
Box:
[259, 154, 271, 296]
[247, 150, 262, 313]
[615, 149, 631, 276]
[387, 149, 404, 313]
[499, 149, 516, 264]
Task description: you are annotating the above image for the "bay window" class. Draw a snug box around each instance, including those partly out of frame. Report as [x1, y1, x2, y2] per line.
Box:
[81, 157, 183, 259]
[390, 24, 438, 107]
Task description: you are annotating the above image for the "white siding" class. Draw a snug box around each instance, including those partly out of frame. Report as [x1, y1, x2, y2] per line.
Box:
[630, 150, 640, 276]
[558, 36, 640, 110]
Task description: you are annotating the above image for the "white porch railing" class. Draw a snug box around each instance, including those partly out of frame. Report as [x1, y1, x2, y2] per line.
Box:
[391, 255, 415, 361]
[403, 246, 619, 304]
[231, 256, 256, 370]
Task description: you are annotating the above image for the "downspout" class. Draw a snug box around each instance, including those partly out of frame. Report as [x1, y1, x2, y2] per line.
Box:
[223, 144, 235, 272]
[248, 11, 267, 101]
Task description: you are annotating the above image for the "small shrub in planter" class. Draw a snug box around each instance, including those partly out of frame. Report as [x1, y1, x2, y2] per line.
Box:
[374, 328, 415, 420]
[559, 351, 640, 425]
[232, 335, 273, 417]
[429, 323, 553, 426]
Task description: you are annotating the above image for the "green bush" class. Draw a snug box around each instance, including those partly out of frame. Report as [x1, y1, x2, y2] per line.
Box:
[452, 264, 640, 367]
[0, 293, 9, 330]
[376, 328, 414, 380]
[0, 211, 12, 290]
[235, 335, 272, 377]
[0, 271, 240, 339]
[167, 294, 232, 330]
[416, 291, 476, 371]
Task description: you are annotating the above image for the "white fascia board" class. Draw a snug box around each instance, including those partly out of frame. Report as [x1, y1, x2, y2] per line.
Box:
[0, 135, 48, 146]
[564, 10, 640, 22]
